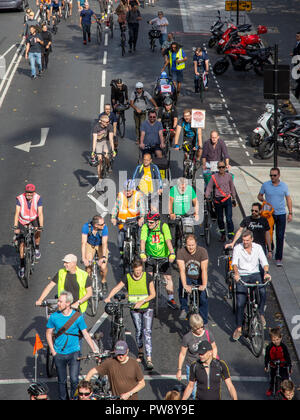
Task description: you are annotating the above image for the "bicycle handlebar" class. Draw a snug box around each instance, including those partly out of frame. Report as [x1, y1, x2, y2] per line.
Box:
[40, 299, 58, 307]
[94, 393, 121, 400]
[238, 278, 271, 287]
[77, 351, 112, 361]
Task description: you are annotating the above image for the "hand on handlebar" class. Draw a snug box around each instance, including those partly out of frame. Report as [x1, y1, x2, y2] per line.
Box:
[184, 285, 192, 294]
[225, 243, 233, 249]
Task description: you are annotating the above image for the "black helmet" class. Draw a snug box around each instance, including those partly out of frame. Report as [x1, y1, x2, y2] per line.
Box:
[116, 78, 122, 84]
[27, 382, 49, 397]
[89, 154, 99, 167]
[164, 97, 173, 106]
[105, 302, 117, 316]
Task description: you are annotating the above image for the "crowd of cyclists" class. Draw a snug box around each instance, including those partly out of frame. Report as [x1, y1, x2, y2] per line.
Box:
[11, 0, 298, 402]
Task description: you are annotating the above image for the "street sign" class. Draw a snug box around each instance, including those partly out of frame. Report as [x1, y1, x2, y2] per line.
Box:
[225, 1, 252, 11]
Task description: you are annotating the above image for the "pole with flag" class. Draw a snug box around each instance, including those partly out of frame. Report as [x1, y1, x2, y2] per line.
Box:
[33, 333, 44, 382]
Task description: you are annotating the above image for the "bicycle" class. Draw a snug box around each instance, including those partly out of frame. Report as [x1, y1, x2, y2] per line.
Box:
[39, 299, 58, 378]
[203, 196, 213, 246]
[169, 215, 195, 251]
[120, 24, 127, 57]
[97, 151, 115, 179]
[63, 1, 70, 20]
[105, 293, 134, 349]
[267, 360, 291, 398]
[162, 127, 174, 159]
[16, 224, 37, 288]
[195, 72, 207, 103]
[115, 103, 130, 137]
[88, 253, 104, 317]
[94, 16, 103, 45]
[235, 277, 271, 357]
[146, 257, 169, 318]
[218, 246, 236, 312]
[119, 217, 140, 274]
[148, 24, 161, 52]
[181, 143, 197, 187]
[51, 10, 60, 34]
[39, 4, 48, 22]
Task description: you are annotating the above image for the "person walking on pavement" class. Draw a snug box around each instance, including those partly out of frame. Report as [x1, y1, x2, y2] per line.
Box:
[149, 11, 169, 47]
[161, 42, 187, 96]
[177, 235, 209, 324]
[25, 26, 44, 79]
[46, 291, 98, 400]
[205, 160, 236, 242]
[116, 0, 129, 31]
[232, 230, 271, 341]
[41, 23, 52, 71]
[85, 340, 145, 400]
[79, 2, 97, 45]
[35, 254, 92, 314]
[182, 341, 238, 400]
[257, 167, 293, 267]
[126, 3, 142, 53]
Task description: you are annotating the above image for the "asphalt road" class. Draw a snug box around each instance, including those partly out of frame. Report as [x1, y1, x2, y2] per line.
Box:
[0, 0, 299, 401]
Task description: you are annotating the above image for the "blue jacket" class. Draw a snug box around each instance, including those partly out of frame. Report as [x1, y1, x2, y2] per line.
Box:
[132, 163, 163, 191]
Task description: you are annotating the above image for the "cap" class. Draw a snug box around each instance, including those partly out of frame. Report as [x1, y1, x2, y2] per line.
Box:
[136, 82, 144, 89]
[114, 340, 128, 355]
[198, 340, 213, 355]
[25, 184, 36, 193]
[62, 254, 77, 263]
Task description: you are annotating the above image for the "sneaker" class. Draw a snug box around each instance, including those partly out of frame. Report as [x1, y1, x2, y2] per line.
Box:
[167, 299, 177, 310]
[266, 389, 272, 397]
[35, 249, 41, 259]
[18, 267, 25, 278]
[31, 75, 37, 79]
[179, 309, 188, 320]
[276, 260, 283, 267]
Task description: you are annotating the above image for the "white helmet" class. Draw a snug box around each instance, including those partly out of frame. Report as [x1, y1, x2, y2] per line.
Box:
[136, 82, 144, 89]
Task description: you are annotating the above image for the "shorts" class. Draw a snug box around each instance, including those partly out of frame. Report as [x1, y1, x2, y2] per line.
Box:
[170, 69, 184, 83]
[85, 242, 108, 261]
[96, 140, 111, 155]
[145, 260, 171, 275]
[141, 144, 162, 155]
[17, 219, 40, 241]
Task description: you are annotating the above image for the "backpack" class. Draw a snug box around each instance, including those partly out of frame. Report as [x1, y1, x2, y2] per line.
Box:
[133, 90, 148, 105]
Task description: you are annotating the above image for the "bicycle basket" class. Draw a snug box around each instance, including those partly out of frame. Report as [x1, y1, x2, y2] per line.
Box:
[149, 29, 161, 39]
[182, 217, 195, 235]
[115, 103, 130, 112]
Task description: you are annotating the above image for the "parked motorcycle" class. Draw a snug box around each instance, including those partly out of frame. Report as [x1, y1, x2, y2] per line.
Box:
[208, 10, 227, 48]
[258, 119, 300, 159]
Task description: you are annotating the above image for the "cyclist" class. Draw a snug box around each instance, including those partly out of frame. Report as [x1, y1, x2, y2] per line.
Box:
[157, 96, 177, 147]
[193, 47, 209, 93]
[85, 340, 145, 400]
[81, 215, 109, 293]
[153, 71, 176, 106]
[130, 82, 158, 145]
[169, 178, 199, 249]
[104, 258, 156, 370]
[132, 153, 163, 212]
[140, 212, 177, 309]
[148, 11, 169, 47]
[111, 180, 145, 262]
[50, 0, 62, 24]
[202, 130, 230, 180]
[140, 110, 165, 158]
[173, 108, 203, 163]
[177, 235, 208, 323]
[35, 254, 92, 313]
[231, 230, 271, 341]
[99, 103, 118, 147]
[77, 0, 85, 12]
[161, 42, 187, 96]
[28, 382, 49, 400]
[115, 1, 129, 31]
[92, 114, 115, 182]
[205, 160, 236, 242]
[36, 0, 52, 23]
[64, 0, 73, 16]
[126, 3, 142, 53]
[14, 184, 44, 279]
[110, 78, 129, 110]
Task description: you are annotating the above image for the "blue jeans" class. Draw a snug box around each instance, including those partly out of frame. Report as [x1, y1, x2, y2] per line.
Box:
[159, 33, 167, 46]
[178, 278, 208, 325]
[236, 273, 266, 328]
[214, 197, 234, 238]
[185, 364, 197, 400]
[273, 214, 286, 261]
[54, 351, 80, 400]
[28, 52, 42, 77]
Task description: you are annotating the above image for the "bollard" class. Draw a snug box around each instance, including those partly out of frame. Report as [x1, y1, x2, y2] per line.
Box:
[0, 316, 6, 339]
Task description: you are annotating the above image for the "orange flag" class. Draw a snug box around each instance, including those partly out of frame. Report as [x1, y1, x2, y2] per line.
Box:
[33, 333, 44, 356]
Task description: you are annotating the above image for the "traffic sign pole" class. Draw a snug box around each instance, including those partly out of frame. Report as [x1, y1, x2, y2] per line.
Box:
[236, 0, 239, 25]
[274, 44, 279, 168]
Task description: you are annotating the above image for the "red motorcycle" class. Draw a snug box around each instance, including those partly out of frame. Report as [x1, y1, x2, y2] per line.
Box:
[217, 24, 267, 53]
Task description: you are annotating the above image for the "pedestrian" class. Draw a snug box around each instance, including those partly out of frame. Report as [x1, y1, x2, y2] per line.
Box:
[115, 0, 129, 31]
[202, 130, 230, 178]
[264, 327, 292, 397]
[291, 32, 300, 99]
[104, 258, 156, 370]
[182, 341, 237, 400]
[126, 3, 142, 53]
[25, 25, 44, 79]
[41, 23, 52, 71]
[177, 235, 209, 323]
[149, 11, 169, 47]
[161, 42, 187, 96]
[140, 110, 165, 158]
[176, 314, 218, 400]
[46, 291, 98, 400]
[130, 82, 158, 144]
[205, 160, 236, 242]
[257, 167, 293, 267]
[24, 10, 39, 39]
[161, 33, 175, 75]
[232, 230, 271, 341]
[79, 2, 97, 45]
[35, 254, 93, 314]
[85, 340, 145, 400]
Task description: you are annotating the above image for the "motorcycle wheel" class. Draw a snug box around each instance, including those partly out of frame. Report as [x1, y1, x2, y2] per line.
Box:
[250, 132, 262, 147]
[258, 138, 274, 159]
[208, 37, 217, 48]
[213, 60, 229, 75]
[253, 63, 264, 76]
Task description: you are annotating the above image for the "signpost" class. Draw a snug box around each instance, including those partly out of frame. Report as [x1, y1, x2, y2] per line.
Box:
[225, 0, 252, 25]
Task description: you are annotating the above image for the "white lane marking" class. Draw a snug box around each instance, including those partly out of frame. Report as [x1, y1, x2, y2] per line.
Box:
[104, 33, 108, 46]
[100, 93, 105, 113]
[0, 44, 16, 59]
[14, 128, 50, 152]
[102, 70, 106, 87]
[103, 50, 107, 65]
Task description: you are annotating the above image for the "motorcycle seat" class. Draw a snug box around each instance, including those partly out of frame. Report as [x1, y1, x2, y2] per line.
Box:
[281, 114, 300, 121]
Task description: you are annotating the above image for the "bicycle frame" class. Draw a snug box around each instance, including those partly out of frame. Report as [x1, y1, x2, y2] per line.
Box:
[188, 287, 200, 315]
[147, 257, 168, 317]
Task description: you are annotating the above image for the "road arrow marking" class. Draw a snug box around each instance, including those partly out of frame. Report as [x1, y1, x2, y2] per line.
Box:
[14, 128, 50, 152]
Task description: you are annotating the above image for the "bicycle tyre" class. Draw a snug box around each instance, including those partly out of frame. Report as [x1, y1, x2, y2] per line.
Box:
[150, 39, 155, 52]
[249, 313, 264, 357]
[46, 346, 56, 378]
[204, 212, 211, 247]
[97, 25, 102, 45]
[231, 280, 237, 314]
[110, 16, 114, 38]
[121, 42, 126, 56]
[118, 112, 126, 138]
[24, 248, 32, 288]
[199, 77, 204, 103]
[90, 273, 99, 317]
[154, 275, 160, 318]
[274, 375, 282, 397]
[63, 4, 68, 20]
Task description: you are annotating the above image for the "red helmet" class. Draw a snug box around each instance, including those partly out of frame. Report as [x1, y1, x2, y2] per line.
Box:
[146, 211, 160, 222]
[25, 184, 36, 193]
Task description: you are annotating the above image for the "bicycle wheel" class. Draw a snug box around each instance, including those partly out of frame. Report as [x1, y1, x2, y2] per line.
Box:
[117, 112, 126, 138]
[150, 39, 155, 52]
[231, 280, 237, 314]
[154, 275, 160, 318]
[90, 273, 99, 317]
[199, 77, 204, 103]
[204, 212, 211, 247]
[24, 246, 32, 289]
[249, 312, 264, 357]
[46, 346, 56, 378]
[97, 24, 103, 45]
[109, 16, 114, 38]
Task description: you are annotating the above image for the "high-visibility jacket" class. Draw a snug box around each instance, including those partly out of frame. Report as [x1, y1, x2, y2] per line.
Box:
[127, 272, 149, 310]
[261, 201, 274, 242]
[17, 193, 41, 226]
[57, 267, 89, 313]
[169, 48, 186, 71]
[117, 190, 141, 224]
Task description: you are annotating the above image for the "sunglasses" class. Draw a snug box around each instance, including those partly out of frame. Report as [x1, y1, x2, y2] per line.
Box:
[78, 392, 91, 397]
[218, 165, 226, 169]
[270, 174, 278, 177]
[251, 209, 259, 213]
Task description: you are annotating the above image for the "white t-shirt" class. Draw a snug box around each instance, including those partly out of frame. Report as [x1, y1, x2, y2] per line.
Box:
[151, 17, 169, 34]
[232, 243, 268, 276]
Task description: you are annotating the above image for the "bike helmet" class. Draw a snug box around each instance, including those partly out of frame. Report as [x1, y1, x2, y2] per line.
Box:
[25, 184, 36, 193]
[163, 97, 173, 106]
[89, 154, 99, 167]
[27, 382, 49, 397]
[123, 179, 135, 191]
[104, 302, 117, 316]
[116, 78, 122, 84]
[146, 211, 160, 222]
[136, 82, 144, 89]
[160, 71, 168, 79]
